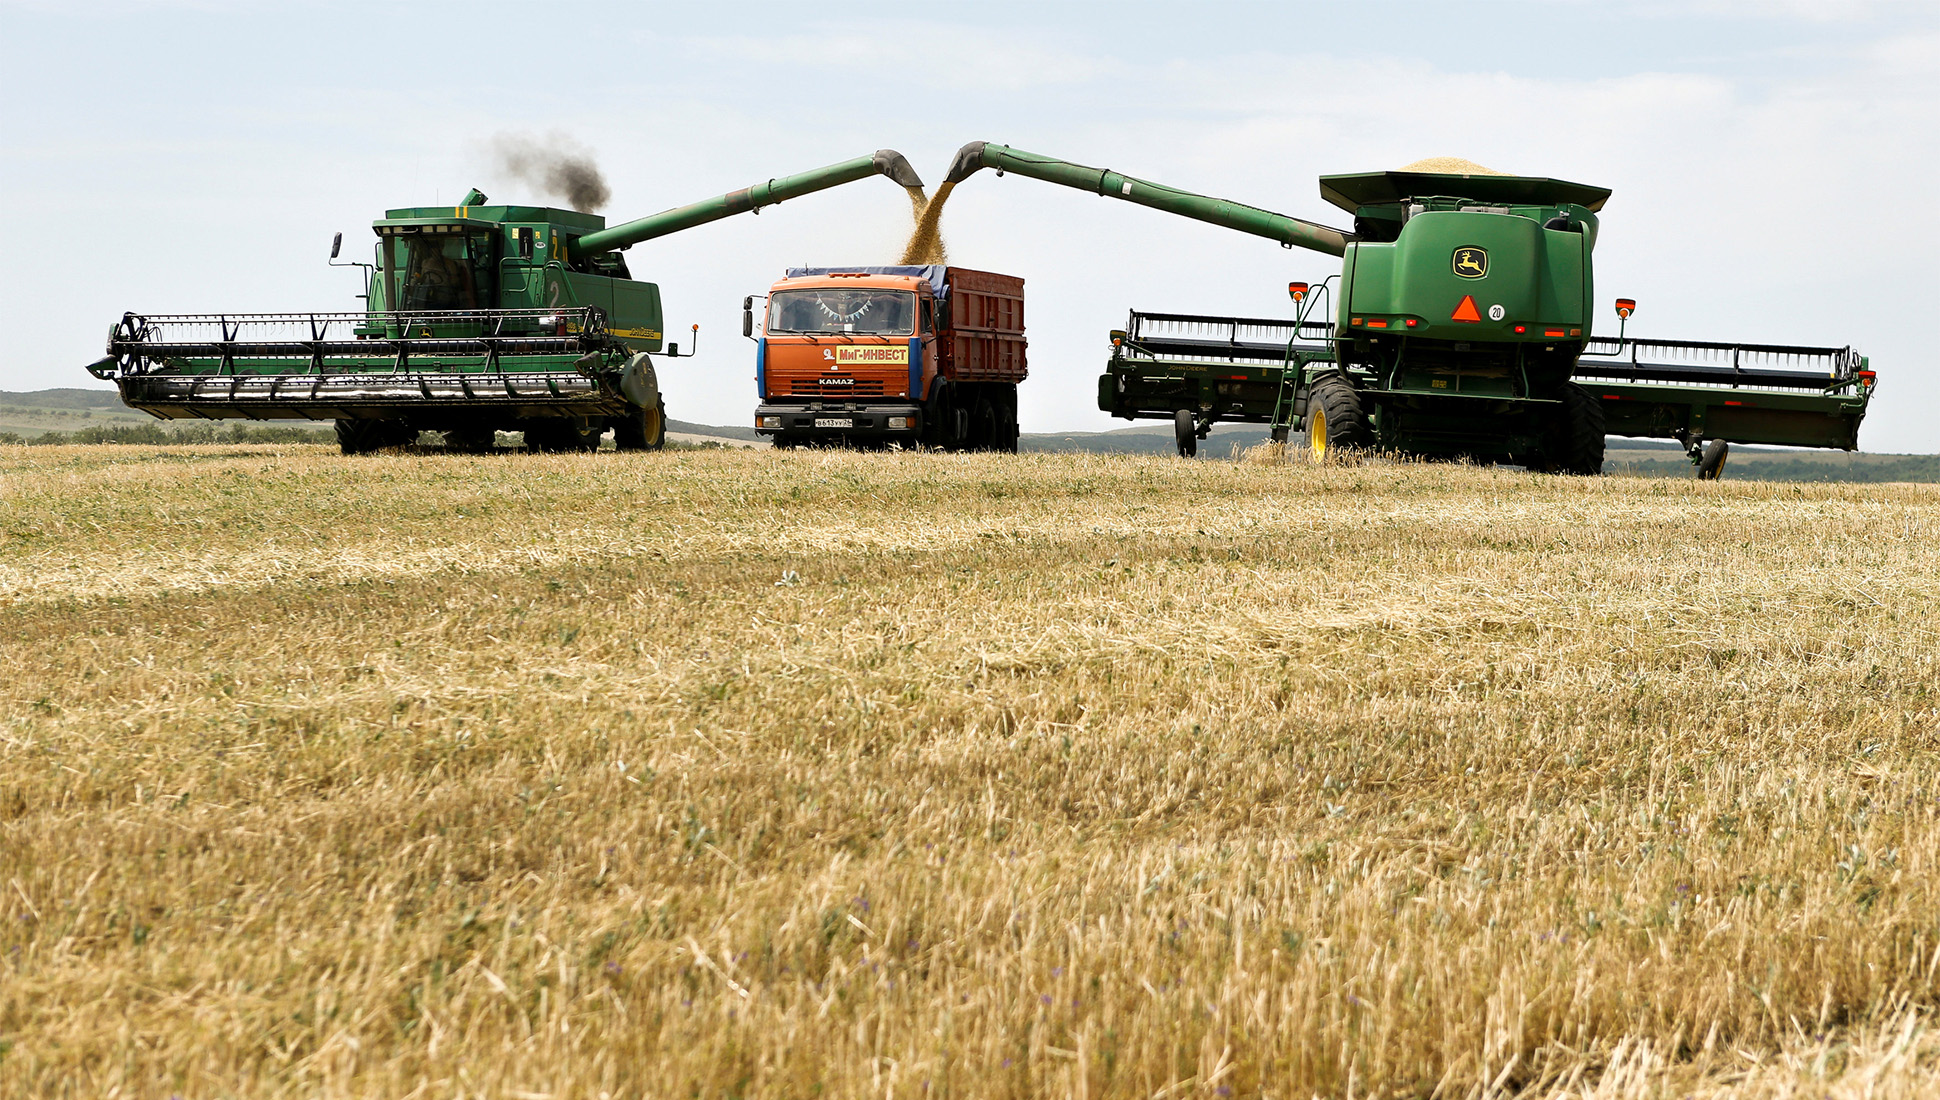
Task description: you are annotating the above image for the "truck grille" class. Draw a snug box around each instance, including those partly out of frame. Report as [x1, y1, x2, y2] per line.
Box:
[790, 378, 886, 396]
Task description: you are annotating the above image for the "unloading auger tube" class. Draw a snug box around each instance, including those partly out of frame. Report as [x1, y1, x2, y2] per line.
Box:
[945, 141, 1355, 257]
[569, 150, 923, 259]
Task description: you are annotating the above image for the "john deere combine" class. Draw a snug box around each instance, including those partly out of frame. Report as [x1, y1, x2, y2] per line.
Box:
[947, 143, 1875, 475]
[87, 151, 924, 454]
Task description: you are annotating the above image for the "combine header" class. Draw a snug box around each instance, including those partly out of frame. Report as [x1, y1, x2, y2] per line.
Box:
[946, 143, 1875, 475]
[87, 151, 925, 454]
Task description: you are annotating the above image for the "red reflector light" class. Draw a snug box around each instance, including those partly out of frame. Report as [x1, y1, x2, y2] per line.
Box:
[1513, 325, 1527, 334]
[1601, 395, 1621, 401]
[1725, 400, 1746, 406]
[1367, 320, 1388, 329]
[1858, 370, 1877, 385]
[1544, 329, 1565, 337]
[1450, 296, 1482, 323]
[1404, 318, 1418, 328]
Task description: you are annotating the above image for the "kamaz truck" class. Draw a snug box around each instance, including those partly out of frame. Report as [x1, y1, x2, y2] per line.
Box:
[744, 265, 1026, 451]
[945, 143, 1875, 475]
[86, 151, 925, 454]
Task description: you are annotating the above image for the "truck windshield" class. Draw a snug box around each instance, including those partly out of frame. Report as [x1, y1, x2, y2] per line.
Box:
[389, 231, 496, 311]
[767, 289, 915, 336]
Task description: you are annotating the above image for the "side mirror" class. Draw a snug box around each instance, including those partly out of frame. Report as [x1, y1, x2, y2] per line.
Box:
[742, 296, 755, 339]
[518, 228, 535, 260]
[330, 232, 342, 260]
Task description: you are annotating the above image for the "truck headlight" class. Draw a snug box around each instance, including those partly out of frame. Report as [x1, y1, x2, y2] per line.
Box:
[758, 416, 781, 429]
[887, 416, 909, 429]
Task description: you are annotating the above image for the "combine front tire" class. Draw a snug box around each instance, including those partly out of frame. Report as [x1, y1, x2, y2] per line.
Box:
[1302, 376, 1370, 463]
[1698, 439, 1730, 480]
[1554, 383, 1605, 476]
[614, 400, 667, 452]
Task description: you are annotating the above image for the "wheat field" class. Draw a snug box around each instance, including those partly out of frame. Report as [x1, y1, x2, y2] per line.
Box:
[4, 442, 1940, 1098]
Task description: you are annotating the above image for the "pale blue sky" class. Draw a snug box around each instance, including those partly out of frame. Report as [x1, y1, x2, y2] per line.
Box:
[4, 0, 1935, 450]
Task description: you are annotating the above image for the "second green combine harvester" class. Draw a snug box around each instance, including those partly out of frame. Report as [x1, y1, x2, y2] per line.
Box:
[946, 143, 1875, 475]
[88, 151, 926, 454]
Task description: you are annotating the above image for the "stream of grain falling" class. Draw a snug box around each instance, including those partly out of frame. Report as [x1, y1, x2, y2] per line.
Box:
[900, 181, 953, 265]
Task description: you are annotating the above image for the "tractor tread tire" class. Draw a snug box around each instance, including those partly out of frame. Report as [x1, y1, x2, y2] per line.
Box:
[614, 400, 667, 452]
[1557, 383, 1606, 476]
[1303, 375, 1371, 462]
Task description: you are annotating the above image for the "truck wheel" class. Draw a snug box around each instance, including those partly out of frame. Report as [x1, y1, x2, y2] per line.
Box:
[1174, 409, 1197, 458]
[614, 400, 666, 452]
[1554, 382, 1605, 476]
[1302, 376, 1369, 463]
[971, 396, 999, 452]
[1698, 439, 1730, 480]
[525, 419, 602, 453]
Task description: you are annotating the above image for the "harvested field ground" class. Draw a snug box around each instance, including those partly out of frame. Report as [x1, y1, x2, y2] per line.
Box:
[5, 443, 1940, 1098]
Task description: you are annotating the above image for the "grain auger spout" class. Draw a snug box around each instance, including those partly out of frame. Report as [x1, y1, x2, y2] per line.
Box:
[945, 141, 1355, 256]
[569, 150, 924, 260]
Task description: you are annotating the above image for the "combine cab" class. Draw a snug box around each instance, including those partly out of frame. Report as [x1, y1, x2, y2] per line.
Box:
[87, 151, 925, 454]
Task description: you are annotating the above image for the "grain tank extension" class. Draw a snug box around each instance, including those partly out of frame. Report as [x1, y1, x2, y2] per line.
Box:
[946, 142, 1875, 474]
[86, 151, 924, 454]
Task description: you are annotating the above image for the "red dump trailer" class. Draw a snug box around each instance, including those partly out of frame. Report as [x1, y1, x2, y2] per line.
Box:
[745, 265, 1026, 450]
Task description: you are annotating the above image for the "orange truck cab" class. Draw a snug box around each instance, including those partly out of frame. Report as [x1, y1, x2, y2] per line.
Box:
[748, 265, 1026, 451]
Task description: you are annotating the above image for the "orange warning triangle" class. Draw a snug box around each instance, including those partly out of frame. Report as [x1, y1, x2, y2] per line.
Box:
[1451, 295, 1482, 323]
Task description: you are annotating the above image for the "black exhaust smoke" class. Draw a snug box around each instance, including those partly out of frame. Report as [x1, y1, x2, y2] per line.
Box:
[492, 133, 611, 212]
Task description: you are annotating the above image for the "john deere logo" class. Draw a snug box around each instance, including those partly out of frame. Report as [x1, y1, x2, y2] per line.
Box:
[1452, 247, 1488, 279]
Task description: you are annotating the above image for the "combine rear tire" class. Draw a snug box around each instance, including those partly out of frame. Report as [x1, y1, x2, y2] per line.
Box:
[1174, 409, 1197, 458]
[336, 418, 413, 456]
[1302, 376, 1370, 463]
[1698, 439, 1730, 480]
[1554, 383, 1605, 476]
[614, 400, 667, 452]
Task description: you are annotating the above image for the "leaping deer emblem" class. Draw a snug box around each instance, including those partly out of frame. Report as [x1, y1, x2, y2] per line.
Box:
[1453, 248, 1487, 278]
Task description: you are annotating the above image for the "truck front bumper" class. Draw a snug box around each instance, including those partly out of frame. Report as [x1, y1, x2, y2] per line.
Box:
[755, 402, 922, 442]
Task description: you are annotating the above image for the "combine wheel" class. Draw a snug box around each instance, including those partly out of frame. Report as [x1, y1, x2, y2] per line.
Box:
[1553, 382, 1606, 476]
[1698, 439, 1730, 480]
[336, 418, 414, 456]
[614, 399, 667, 452]
[443, 423, 498, 454]
[1174, 409, 1197, 458]
[524, 419, 602, 453]
[1302, 376, 1370, 463]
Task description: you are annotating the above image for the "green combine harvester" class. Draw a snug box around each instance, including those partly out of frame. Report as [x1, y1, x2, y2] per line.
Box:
[87, 151, 924, 454]
[947, 143, 1875, 476]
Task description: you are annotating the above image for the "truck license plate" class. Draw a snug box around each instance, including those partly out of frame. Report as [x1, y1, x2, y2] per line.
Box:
[813, 417, 854, 429]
